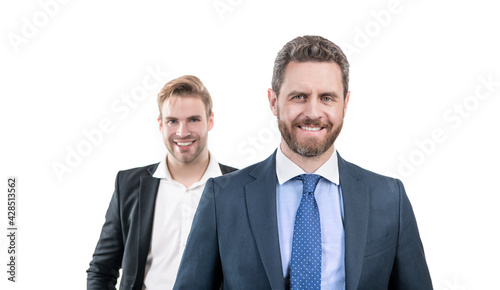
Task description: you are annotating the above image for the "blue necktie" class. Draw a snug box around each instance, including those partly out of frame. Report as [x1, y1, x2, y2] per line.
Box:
[290, 174, 322, 289]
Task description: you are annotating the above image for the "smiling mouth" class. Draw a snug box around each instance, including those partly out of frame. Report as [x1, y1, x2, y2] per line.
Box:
[175, 141, 194, 147]
[299, 126, 323, 132]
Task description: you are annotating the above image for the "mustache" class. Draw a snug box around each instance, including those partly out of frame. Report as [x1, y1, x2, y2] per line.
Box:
[292, 117, 332, 128]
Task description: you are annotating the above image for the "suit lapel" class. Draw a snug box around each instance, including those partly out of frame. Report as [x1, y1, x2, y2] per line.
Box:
[135, 164, 160, 288]
[245, 152, 285, 290]
[338, 153, 370, 290]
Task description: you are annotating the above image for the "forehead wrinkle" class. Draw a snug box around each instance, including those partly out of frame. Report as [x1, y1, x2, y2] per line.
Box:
[282, 61, 344, 93]
[283, 76, 340, 94]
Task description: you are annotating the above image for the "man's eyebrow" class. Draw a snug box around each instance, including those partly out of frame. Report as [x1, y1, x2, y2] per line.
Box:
[163, 115, 203, 120]
[319, 91, 341, 99]
[286, 90, 341, 99]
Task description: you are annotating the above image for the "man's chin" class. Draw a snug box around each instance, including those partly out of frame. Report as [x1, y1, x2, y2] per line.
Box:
[174, 155, 196, 164]
[295, 147, 326, 158]
[167, 148, 194, 164]
[290, 138, 335, 157]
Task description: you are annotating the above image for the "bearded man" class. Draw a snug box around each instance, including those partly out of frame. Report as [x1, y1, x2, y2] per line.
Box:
[174, 36, 433, 290]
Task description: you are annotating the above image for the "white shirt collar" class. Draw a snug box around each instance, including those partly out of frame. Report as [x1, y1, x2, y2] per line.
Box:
[153, 155, 172, 180]
[152, 151, 222, 187]
[276, 146, 339, 185]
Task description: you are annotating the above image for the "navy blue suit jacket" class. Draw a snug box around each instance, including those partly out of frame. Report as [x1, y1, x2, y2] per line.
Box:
[174, 152, 433, 289]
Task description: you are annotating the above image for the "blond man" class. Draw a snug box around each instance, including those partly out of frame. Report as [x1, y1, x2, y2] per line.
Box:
[87, 75, 236, 290]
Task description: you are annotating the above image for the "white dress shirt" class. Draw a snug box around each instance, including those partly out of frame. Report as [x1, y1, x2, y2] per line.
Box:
[276, 147, 345, 288]
[142, 153, 222, 290]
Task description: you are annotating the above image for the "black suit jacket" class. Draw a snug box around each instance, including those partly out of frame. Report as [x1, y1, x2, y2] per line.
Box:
[87, 162, 237, 290]
[174, 152, 433, 289]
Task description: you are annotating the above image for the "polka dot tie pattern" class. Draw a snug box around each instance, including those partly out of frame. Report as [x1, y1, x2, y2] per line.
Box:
[290, 174, 322, 289]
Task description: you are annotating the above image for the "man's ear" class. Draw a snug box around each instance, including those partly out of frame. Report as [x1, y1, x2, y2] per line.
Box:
[158, 116, 163, 131]
[207, 112, 214, 131]
[268, 89, 278, 116]
[343, 91, 350, 117]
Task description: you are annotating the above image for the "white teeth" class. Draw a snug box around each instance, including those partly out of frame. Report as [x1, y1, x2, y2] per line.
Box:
[301, 126, 321, 131]
[176, 141, 193, 147]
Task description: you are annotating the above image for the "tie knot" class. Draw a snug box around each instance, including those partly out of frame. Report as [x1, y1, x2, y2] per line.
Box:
[296, 174, 321, 194]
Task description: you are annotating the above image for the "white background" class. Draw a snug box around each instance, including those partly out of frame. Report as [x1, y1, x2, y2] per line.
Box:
[1, 0, 499, 289]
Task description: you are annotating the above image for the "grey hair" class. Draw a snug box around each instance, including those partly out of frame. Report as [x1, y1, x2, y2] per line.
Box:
[271, 35, 350, 98]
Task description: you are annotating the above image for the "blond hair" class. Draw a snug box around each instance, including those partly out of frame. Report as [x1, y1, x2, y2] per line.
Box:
[157, 75, 213, 118]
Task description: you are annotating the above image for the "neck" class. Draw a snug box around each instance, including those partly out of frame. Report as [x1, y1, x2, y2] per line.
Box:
[280, 140, 335, 174]
[166, 149, 210, 188]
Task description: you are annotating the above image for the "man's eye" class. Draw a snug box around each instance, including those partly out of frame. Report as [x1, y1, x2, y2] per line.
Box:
[167, 120, 177, 124]
[190, 118, 200, 122]
[292, 95, 305, 100]
[322, 96, 333, 102]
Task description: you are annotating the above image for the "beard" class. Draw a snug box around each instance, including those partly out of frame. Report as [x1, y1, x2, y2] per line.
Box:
[278, 114, 343, 158]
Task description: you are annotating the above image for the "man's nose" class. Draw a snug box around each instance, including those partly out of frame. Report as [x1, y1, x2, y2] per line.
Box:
[176, 122, 190, 137]
[304, 96, 321, 119]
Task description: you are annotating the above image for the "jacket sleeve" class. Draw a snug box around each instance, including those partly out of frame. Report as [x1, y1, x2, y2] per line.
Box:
[173, 178, 223, 289]
[389, 179, 433, 289]
[87, 172, 124, 290]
